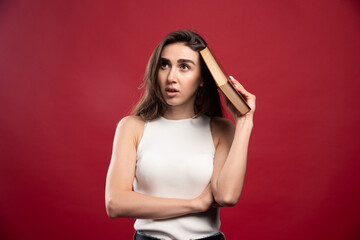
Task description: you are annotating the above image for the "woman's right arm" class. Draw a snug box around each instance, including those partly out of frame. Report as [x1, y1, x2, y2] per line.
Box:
[105, 116, 213, 219]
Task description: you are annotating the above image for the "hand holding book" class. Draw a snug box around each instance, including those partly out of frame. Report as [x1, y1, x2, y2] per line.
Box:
[226, 76, 256, 120]
[199, 47, 255, 120]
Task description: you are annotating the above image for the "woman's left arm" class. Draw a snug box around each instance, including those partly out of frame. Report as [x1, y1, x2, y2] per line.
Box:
[210, 76, 256, 207]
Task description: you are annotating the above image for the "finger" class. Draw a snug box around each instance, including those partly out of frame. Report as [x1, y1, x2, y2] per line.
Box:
[229, 76, 251, 96]
[229, 76, 256, 101]
[228, 76, 256, 113]
[229, 75, 239, 84]
[229, 75, 244, 90]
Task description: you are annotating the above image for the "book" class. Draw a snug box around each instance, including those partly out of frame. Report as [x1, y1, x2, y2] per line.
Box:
[200, 47, 251, 115]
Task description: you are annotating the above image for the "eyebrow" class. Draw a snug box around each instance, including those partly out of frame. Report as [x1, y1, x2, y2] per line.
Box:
[160, 58, 196, 66]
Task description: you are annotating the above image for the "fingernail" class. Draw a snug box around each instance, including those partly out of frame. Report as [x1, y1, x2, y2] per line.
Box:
[229, 75, 234, 80]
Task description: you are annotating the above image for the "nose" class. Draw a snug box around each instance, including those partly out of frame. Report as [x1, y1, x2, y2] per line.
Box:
[167, 67, 177, 83]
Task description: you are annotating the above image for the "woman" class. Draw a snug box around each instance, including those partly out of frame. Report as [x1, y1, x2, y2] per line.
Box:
[105, 30, 256, 240]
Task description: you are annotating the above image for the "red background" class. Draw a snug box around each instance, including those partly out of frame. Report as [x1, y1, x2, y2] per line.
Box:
[1, 0, 360, 239]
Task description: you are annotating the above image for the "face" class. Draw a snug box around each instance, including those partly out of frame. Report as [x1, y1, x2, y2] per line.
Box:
[158, 43, 203, 110]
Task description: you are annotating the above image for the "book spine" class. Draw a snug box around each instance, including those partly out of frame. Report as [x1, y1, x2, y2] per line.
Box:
[200, 48, 228, 86]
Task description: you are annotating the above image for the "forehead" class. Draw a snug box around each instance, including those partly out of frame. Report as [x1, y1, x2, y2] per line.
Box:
[161, 43, 199, 62]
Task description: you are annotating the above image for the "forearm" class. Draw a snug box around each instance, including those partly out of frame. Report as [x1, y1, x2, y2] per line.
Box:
[212, 117, 253, 206]
[106, 190, 199, 220]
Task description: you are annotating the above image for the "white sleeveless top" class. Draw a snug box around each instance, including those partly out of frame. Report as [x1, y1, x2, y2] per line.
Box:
[133, 115, 220, 240]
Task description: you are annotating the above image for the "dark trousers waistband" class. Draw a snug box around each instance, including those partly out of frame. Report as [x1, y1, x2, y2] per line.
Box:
[133, 231, 225, 240]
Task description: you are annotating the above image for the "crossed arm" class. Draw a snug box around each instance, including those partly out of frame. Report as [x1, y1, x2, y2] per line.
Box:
[105, 116, 212, 219]
[105, 77, 255, 219]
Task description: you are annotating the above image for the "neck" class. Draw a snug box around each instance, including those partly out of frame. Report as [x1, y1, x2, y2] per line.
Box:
[163, 106, 196, 120]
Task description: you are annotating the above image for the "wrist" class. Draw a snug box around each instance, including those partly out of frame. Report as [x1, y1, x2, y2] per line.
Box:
[235, 114, 254, 127]
[189, 198, 200, 213]
[190, 197, 208, 213]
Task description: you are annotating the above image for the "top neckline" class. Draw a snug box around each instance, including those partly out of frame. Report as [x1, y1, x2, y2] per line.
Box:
[159, 115, 201, 122]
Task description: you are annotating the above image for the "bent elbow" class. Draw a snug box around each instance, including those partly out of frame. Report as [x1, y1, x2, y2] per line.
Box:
[105, 192, 132, 219]
[106, 198, 121, 219]
[106, 209, 117, 219]
[215, 194, 239, 207]
[105, 199, 116, 219]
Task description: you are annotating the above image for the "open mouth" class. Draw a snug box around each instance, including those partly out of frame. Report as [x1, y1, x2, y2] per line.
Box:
[166, 87, 179, 93]
[165, 87, 179, 97]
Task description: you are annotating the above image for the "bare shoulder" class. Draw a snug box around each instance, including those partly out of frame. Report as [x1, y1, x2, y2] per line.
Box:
[211, 117, 235, 147]
[115, 115, 145, 146]
[117, 115, 145, 130]
[211, 117, 235, 135]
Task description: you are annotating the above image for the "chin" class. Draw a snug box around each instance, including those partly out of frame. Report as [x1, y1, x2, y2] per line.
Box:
[165, 100, 179, 106]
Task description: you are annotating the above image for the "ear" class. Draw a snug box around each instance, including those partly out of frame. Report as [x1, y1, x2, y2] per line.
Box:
[200, 76, 204, 87]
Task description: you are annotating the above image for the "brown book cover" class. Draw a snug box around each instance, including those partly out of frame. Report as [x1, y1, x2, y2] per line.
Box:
[200, 47, 251, 115]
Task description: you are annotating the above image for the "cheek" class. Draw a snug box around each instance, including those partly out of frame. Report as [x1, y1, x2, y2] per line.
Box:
[183, 78, 202, 94]
[157, 73, 166, 86]
[188, 73, 202, 89]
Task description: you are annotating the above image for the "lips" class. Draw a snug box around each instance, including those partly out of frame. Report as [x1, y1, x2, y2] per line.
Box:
[166, 87, 179, 92]
[165, 87, 179, 97]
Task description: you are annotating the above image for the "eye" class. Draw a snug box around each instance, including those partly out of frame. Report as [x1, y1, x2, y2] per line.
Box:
[180, 64, 190, 70]
[160, 62, 169, 69]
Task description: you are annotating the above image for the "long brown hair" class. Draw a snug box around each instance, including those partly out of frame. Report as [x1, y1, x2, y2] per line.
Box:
[133, 30, 223, 120]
